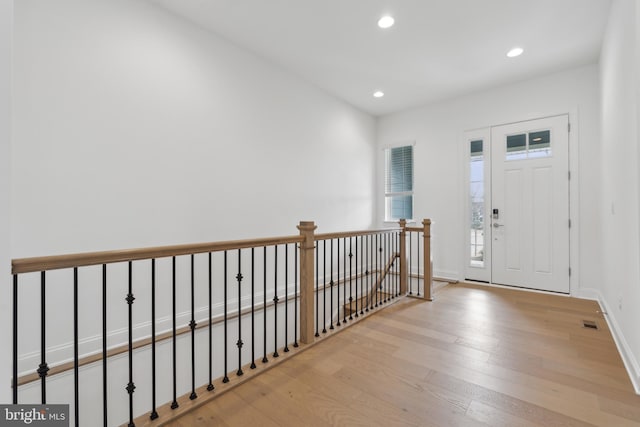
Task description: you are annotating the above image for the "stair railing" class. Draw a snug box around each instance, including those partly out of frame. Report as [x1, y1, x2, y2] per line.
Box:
[10, 219, 431, 426]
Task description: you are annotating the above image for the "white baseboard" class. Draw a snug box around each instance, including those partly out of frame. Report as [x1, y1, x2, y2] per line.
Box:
[578, 287, 640, 395]
[433, 269, 459, 282]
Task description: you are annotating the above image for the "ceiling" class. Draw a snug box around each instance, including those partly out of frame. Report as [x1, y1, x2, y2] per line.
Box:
[149, 0, 612, 117]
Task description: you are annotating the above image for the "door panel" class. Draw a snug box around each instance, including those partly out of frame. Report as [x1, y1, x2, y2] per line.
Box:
[503, 168, 523, 272]
[532, 166, 552, 274]
[491, 115, 569, 293]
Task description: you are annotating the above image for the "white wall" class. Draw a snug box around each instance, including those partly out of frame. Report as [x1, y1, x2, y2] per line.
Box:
[12, 0, 376, 259]
[10, 0, 377, 407]
[377, 64, 601, 291]
[599, 0, 640, 392]
[0, 0, 13, 405]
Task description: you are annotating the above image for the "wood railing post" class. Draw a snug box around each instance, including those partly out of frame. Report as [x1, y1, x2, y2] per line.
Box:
[398, 219, 407, 295]
[297, 221, 317, 344]
[423, 219, 433, 301]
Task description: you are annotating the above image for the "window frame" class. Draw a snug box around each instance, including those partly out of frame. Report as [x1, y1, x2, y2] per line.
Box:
[383, 143, 415, 222]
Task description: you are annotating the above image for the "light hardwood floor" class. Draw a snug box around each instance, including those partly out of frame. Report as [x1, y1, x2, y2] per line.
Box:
[171, 283, 640, 426]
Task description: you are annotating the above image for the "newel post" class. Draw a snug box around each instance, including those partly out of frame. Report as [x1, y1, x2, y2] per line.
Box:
[398, 219, 408, 295]
[297, 221, 317, 344]
[423, 219, 433, 301]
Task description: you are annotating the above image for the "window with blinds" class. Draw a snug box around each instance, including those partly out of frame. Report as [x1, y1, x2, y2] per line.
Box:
[384, 145, 414, 221]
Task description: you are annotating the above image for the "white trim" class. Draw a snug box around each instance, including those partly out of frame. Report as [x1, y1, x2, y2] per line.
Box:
[380, 140, 416, 150]
[567, 108, 580, 298]
[577, 288, 640, 395]
[461, 279, 571, 296]
[433, 270, 459, 282]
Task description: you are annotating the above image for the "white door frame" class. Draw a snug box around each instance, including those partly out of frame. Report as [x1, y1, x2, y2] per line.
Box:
[463, 127, 492, 282]
[461, 110, 580, 296]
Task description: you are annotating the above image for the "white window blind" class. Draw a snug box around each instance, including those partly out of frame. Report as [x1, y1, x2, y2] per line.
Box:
[384, 145, 414, 221]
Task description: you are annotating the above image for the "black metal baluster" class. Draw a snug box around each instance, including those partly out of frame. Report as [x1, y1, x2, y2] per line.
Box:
[171, 257, 178, 410]
[150, 260, 158, 420]
[273, 245, 280, 357]
[262, 247, 268, 363]
[315, 242, 319, 337]
[366, 235, 371, 312]
[384, 233, 388, 303]
[208, 253, 215, 390]
[371, 234, 378, 310]
[12, 274, 18, 405]
[396, 232, 400, 296]
[380, 234, 384, 304]
[390, 233, 394, 299]
[294, 244, 299, 348]
[379, 234, 384, 305]
[322, 240, 327, 333]
[386, 233, 391, 300]
[376, 234, 383, 307]
[417, 231, 421, 297]
[371, 234, 376, 309]
[284, 244, 290, 352]
[39, 271, 48, 404]
[343, 238, 348, 324]
[103, 265, 109, 426]
[391, 233, 396, 297]
[251, 248, 257, 368]
[370, 234, 375, 309]
[392, 233, 397, 297]
[190, 255, 198, 399]
[74, 267, 80, 427]
[349, 238, 353, 320]
[236, 249, 244, 376]
[392, 233, 396, 296]
[380, 234, 385, 304]
[336, 239, 341, 327]
[355, 237, 359, 317]
[359, 236, 364, 315]
[126, 262, 135, 427]
[223, 251, 229, 383]
[330, 239, 334, 329]
[409, 231, 413, 295]
[385, 233, 389, 303]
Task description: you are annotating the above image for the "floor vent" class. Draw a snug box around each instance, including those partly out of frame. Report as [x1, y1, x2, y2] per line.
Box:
[582, 320, 598, 330]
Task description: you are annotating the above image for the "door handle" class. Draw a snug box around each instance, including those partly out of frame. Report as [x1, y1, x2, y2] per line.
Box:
[493, 223, 504, 228]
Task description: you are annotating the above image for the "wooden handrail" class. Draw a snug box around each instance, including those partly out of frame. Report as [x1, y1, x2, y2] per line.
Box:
[12, 228, 405, 275]
[314, 228, 399, 241]
[12, 235, 305, 274]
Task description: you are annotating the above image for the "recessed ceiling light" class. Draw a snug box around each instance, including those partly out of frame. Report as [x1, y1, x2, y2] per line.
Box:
[507, 47, 524, 58]
[377, 15, 395, 29]
[373, 91, 385, 98]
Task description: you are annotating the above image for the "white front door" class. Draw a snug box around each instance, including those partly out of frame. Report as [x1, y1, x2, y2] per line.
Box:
[490, 115, 570, 293]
